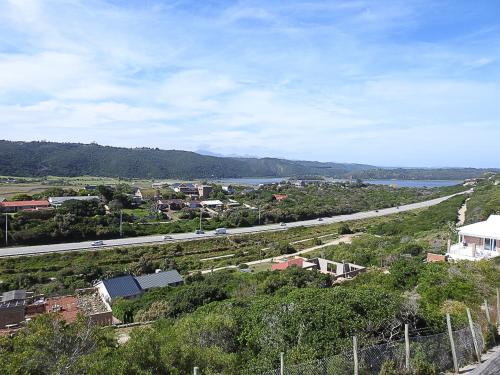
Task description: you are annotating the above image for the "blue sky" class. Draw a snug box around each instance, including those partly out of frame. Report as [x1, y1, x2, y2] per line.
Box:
[1, 0, 499, 167]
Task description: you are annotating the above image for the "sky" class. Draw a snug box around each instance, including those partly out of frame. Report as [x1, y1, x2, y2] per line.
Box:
[1, 0, 500, 168]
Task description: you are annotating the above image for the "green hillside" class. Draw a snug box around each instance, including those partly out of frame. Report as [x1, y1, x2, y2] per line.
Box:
[0, 140, 496, 179]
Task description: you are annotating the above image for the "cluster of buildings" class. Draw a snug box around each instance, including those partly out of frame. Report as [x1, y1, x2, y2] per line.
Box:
[271, 256, 366, 281]
[0, 269, 183, 334]
[0, 288, 113, 333]
[0, 186, 146, 213]
[154, 183, 240, 214]
[0, 195, 101, 213]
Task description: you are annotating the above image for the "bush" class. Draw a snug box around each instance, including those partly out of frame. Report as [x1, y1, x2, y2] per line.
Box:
[338, 223, 353, 235]
[274, 241, 295, 255]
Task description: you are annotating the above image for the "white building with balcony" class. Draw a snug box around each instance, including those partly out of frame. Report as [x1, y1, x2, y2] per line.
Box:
[447, 215, 500, 261]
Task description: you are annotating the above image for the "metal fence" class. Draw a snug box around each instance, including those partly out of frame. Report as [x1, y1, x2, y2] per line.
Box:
[192, 291, 500, 375]
[256, 323, 483, 375]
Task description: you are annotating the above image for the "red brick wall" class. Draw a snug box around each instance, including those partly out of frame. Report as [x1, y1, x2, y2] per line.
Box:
[463, 236, 483, 246]
[427, 253, 447, 262]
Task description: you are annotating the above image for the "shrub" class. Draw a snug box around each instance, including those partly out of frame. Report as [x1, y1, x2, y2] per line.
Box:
[338, 223, 353, 235]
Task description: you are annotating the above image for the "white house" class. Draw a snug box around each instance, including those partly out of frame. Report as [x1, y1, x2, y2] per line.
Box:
[447, 215, 500, 261]
[48, 196, 100, 208]
[201, 200, 224, 209]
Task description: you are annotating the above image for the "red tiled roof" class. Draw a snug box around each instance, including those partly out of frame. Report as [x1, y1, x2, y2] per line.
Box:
[272, 258, 303, 271]
[273, 194, 288, 201]
[0, 200, 49, 208]
[426, 253, 447, 263]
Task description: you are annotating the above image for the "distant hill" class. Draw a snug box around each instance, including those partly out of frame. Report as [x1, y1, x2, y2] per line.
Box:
[0, 140, 497, 180]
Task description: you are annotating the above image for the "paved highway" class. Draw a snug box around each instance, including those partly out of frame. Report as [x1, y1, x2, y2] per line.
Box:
[0, 191, 469, 257]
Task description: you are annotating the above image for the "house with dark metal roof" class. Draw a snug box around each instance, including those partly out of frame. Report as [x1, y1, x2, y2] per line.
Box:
[95, 275, 143, 303]
[135, 270, 183, 291]
[96, 270, 183, 303]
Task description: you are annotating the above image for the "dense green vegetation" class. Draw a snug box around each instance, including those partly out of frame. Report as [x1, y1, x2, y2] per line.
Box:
[232, 182, 466, 224]
[0, 140, 496, 179]
[1, 181, 499, 374]
[464, 178, 500, 224]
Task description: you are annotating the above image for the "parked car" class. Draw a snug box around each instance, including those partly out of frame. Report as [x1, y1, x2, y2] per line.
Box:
[91, 240, 104, 247]
[318, 217, 323, 221]
[163, 235, 173, 240]
[195, 229, 205, 234]
[215, 228, 227, 235]
[280, 222, 286, 227]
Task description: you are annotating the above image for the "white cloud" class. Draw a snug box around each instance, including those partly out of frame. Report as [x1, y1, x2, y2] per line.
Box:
[0, 0, 499, 167]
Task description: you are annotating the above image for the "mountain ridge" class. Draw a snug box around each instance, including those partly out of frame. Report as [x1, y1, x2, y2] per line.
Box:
[0, 140, 497, 180]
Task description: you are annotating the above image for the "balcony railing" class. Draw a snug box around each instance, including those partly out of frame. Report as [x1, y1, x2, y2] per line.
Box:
[447, 243, 499, 261]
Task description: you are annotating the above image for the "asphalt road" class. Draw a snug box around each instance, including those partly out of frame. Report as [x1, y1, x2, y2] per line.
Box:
[0, 191, 469, 258]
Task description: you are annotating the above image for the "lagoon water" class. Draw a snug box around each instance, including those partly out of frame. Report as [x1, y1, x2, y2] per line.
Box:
[364, 179, 463, 188]
[211, 177, 462, 188]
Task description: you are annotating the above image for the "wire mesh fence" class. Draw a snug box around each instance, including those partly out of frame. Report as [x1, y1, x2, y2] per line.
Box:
[193, 292, 499, 374]
[256, 323, 484, 375]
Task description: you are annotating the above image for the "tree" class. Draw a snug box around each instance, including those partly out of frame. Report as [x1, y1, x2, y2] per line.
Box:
[96, 185, 114, 202]
[338, 223, 353, 235]
[273, 241, 295, 255]
[11, 193, 33, 201]
[0, 314, 113, 375]
[60, 199, 104, 217]
[390, 258, 422, 290]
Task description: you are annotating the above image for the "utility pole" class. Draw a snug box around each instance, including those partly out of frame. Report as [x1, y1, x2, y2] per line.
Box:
[199, 209, 203, 231]
[4, 213, 7, 247]
[258, 206, 261, 225]
[119, 210, 123, 237]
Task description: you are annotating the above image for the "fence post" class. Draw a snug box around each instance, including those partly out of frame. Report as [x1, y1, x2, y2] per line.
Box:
[405, 324, 410, 370]
[193, 366, 199, 375]
[280, 352, 284, 375]
[353, 336, 359, 375]
[466, 308, 481, 363]
[497, 288, 500, 326]
[484, 299, 491, 324]
[446, 314, 459, 374]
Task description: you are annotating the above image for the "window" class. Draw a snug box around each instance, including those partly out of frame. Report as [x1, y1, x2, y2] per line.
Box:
[484, 238, 496, 251]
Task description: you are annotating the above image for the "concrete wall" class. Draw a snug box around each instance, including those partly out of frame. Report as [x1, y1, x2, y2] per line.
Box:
[90, 311, 113, 326]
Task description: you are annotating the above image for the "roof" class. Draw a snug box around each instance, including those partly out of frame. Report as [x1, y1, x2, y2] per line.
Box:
[48, 196, 100, 205]
[1, 290, 27, 302]
[44, 295, 79, 323]
[101, 275, 142, 299]
[0, 200, 49, 208]
[172, 183, 196, 188]
[272, 258, 304, 271]
[135, 270, 183, 290]
[427, 253, 447, 263]
[273, 194, 288, 201]
[459, 215, 500, 240]
[201, 200, 223, 205]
